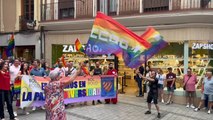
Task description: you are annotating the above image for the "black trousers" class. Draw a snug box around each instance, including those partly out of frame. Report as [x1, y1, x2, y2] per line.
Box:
[0, 90, 15, 119]
[137, 80, 143, 96]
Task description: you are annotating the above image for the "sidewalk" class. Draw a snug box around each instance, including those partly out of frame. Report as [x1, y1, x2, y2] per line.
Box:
[4, 94, 212, 120]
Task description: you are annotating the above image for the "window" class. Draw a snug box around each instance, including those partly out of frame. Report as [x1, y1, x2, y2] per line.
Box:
[23, 0, 34, 21]
[59, 0, 74, 19]
[97, 0, 117, 15]
[143, 0, 169, 12]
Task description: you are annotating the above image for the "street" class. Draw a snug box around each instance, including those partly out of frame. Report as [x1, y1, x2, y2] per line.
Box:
[4, 94, 211, 120]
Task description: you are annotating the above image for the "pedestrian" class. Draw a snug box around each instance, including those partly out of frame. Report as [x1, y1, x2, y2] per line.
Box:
[30, 59, 47, 111]
[194, 78, 205, 112]
[145, 66, 152, 93]
[15, 62, 30, 115]
[157, 68, 166, 103]
[134, 67, 143, 97]
[9, 59, 21, 117]
[65, 61, 76, 77]
[44, 63, 81, 120]
[166, 67, 176, 105]
[201, 70, 213, 114]
[105, 63, 118, 104]
[141, 70, 161, 118]
[183, 67, 197, 109]
[0, 61, 18, 120]
[92, 61, 103, 105]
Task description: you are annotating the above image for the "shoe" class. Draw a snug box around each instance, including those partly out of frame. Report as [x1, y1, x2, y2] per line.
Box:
[41, 106, 45, 110]
[136, 95, 143, 97]
[97, 100, 102, 104]
[1, 118, 5, 120]
[92, 100, 95, 105]
[186, 104, 190, 108]
[10, 118, 19, 120]
[190, 104, 195, 109]
[161, 99, 164, 103]
[144, 110, 151, 114]
[166, 101, 170, 105]
[13, 112, 17, 117]
[208, 110, 211, 114]
[194, 108, 200, 112]
[32, 106, 36, 111]
[157, 113, 161, 118]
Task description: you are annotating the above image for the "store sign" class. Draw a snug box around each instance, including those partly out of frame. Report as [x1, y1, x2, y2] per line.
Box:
[192, 43, 213, 50]
[62, 45, 85, 52]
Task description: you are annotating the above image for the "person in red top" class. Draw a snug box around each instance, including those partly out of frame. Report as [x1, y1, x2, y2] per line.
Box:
[0, 61, 18, 120]
[105, 63, 118, 104]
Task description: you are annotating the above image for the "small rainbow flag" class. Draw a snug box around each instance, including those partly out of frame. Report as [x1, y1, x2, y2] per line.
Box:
[6, 34, 15, 57]
[14, 78, 21, 94]
[61, 55, 67, 67]
[75, 38, 85, 53]
[82, 67, 90, 75]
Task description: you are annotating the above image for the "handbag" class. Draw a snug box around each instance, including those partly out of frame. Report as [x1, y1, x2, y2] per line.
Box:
[183, 75, 191, 90]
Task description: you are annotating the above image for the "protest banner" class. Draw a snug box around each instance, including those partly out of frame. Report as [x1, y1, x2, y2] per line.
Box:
[19, 75, 116, 108]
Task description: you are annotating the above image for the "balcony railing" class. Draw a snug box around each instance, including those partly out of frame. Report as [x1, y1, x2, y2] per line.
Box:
[19, 16, 36, 31]
[41, 0, 213, 22]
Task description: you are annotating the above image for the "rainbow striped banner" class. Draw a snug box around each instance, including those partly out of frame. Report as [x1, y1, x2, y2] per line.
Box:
[85, 12, 151, 66]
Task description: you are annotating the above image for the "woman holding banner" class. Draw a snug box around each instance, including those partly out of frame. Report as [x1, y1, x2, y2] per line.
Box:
[0, 61, 18, 120]
[44, 63, 82, 120]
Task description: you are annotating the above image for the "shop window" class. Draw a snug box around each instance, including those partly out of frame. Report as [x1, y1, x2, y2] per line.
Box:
[143, 0, 169, 12]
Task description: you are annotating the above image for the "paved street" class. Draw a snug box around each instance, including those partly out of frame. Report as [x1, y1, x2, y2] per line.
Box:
[2, 94, 211, 120]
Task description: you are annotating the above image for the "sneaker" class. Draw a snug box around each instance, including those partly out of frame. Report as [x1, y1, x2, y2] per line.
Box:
[41, 106, 45, 110]
[13, 112, 17, 117]
[144, 110, 151, 114]
[186, 104, 190, 108]
[32, 106, 36, 111]
[97, 100, 102, 104]
[161, 99, 164, 103]
[10, 118, 19, 120]
[157, 113, 161, 118]
[194, 108, 200, 112]
[92, 100, 95, 105]
[208, 110, 211, 114]
[166, 101, 170, 105]
[190, 104, 195, 109]
[1, 118, 5, 120]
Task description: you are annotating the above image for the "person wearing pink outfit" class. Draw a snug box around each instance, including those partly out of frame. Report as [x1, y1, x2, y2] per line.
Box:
[183, 67, 197, 109]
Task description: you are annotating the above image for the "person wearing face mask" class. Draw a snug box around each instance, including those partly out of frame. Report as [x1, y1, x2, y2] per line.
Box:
[105, 63, 118, 104]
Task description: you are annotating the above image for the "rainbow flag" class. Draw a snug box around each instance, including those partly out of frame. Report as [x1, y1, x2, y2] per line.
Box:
[6, 34, 15, 57]
[85, 12, 151, 67]
[14, 78, 21, 94]
[61, 55, 67, 67]
[75, 39, 85, 53]
[82, 67, 90, 75]
[124, 27, 168, 68]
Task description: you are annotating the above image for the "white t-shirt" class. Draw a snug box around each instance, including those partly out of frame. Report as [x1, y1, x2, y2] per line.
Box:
[9, 65, 21, 84]
[156, 73, 166, 85]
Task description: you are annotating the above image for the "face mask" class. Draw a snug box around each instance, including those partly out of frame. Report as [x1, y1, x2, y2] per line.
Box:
[109, 67, 113, 69]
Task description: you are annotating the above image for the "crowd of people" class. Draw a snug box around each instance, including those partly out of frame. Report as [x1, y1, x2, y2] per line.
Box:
[0, 58, 118, 120]
[135, 65, 213, 118]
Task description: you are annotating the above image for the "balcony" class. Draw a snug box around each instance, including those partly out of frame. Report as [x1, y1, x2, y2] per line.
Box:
[19, 16, 36, 32]
[40, 0, 213, 33]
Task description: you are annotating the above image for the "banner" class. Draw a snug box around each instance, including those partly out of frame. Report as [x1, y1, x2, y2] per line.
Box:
[20, 75, 116, 108]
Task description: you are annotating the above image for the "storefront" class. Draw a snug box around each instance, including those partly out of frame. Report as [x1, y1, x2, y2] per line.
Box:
[51, 44, 116, 72]
[0, 32, 41, 61]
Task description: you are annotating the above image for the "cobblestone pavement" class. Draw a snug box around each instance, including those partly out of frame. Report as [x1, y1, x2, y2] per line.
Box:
[3, 94, 213, 120]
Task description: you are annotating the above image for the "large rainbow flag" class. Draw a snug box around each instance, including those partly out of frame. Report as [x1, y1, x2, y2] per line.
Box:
[85, 12, 151, 66]
[123, 27, 168, 68]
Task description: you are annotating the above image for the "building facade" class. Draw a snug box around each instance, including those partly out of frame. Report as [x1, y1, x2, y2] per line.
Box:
[0, 0, 42, 60]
